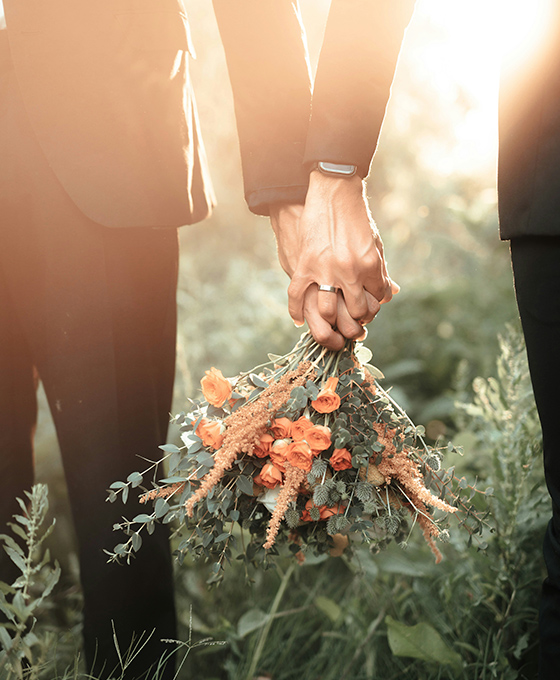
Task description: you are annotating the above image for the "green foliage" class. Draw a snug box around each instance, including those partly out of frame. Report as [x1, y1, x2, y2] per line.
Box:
[171, 325, 545, 680]
[0, 484, 60, 679]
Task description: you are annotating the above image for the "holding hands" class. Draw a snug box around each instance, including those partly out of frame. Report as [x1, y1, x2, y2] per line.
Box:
[270, 169, 398, 350]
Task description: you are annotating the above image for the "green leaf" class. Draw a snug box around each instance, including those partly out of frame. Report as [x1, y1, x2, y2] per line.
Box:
[23, 631, 40, 648]
[3, 546, 27, 574]
[158, 444, 181, 453]
[109, 481, 127, 490]
[0, 626, 12, 652]
[354, 344, 373, 365]
[155, 498, 170, 519]
[385, 616, 462, 670]
[364, 364, 384, 380]
[160, 476, 187, 484]
[196, 451, 215, 468]
[127, 472, 143, 488]
[42, 564, 61, 599]
[236, 476, 254, 496]
[132, 533, 143, 552]
[0, 535, 25, 558]
[132, 514, 154, 523]
[237, 608, 269, 638]
[249, 373, 270, 389]
[314, 596, 341, 623]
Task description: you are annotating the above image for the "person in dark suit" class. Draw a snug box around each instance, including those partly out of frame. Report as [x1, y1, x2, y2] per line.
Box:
[0, 1, 395, 677]
[278, 1, 560, 677]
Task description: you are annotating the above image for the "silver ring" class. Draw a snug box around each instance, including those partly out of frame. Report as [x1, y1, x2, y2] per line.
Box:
[318, 285, 338, 294]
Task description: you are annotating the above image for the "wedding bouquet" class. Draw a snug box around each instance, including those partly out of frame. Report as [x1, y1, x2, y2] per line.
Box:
[108, 332, 485, 582]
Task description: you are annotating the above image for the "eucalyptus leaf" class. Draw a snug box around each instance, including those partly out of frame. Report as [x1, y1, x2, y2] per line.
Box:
[354, 344, 373, 365]
[132, 514, 154, 523]
[236, 476, 254, 496]
[127, 472, 143, 488]
[159, 444, 181, 454]
[250, 373, 270, 389]
[364, 363, 385, 380]
[155, 498, 170, 519]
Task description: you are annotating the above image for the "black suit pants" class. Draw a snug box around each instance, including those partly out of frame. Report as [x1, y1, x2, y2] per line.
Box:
[0, 30, 177, 679]
[511, 236, 560, 680]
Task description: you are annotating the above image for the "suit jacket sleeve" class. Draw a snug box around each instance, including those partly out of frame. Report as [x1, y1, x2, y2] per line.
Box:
[304, 0, 416, 178]
[213, 0, 312, 216]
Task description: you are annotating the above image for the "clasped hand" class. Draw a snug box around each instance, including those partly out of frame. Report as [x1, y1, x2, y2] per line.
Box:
[270, 171, 398, 350]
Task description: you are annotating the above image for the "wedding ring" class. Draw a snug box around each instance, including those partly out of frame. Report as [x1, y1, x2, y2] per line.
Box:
[318, 285, 338, 293]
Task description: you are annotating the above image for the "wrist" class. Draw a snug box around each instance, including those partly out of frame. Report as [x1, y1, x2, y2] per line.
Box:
[309, 161, 358, 178]
[308, 168, 364, 197]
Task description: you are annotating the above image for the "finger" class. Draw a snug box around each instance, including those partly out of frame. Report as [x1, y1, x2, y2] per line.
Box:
[378, 278, 400, 305]
[335, 293, 367, 341]
[303, 288, 345, 351]
[316, 284, 339, 325]
[287, 274, 311, 326]
[359, 291, 381, 325]
[338, 282, 370, 321]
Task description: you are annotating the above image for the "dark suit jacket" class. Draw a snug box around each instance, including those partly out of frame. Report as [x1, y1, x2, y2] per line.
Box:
[3, 0, 313, 227]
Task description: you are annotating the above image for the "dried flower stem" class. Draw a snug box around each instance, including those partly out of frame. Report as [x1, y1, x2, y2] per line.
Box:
[263, 464, 307, 550]
[140, 482, 185, 504]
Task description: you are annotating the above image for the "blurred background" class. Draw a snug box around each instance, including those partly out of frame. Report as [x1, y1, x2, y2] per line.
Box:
[29, 2, 548, 678]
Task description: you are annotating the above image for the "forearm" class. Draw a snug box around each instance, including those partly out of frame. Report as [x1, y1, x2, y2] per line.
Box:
[212, 0, 312, 215]
[304, 0, 416, 177]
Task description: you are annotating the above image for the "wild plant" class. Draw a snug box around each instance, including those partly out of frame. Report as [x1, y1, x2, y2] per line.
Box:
[0, 484, 60, 679]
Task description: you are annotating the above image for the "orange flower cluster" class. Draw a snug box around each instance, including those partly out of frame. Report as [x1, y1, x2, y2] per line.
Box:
[251, 418, 333, 488]
[184, 363, 313, 518]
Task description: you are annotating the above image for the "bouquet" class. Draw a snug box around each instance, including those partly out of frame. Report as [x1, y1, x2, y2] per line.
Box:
[108, 332, 485, 582]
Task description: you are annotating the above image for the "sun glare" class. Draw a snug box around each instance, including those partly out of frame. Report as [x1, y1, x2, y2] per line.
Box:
[401, 0, 556, 176]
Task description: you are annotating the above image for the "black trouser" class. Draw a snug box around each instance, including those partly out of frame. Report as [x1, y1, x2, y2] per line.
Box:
[511, 236, 560, 680]
[0, 30, 177, 679]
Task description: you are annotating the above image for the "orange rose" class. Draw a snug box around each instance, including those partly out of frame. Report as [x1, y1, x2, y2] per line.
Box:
[270, 439, 290, 472]
[194, 418, 224, 450]
[255, 463, 283, 489]
[270, 417, 292, 439]
[200, 367, 232, 408]
[305, 424, 332, 452]
[286, 440, 314, 472]
[291, 416, 314, 441]
[252, 433, 274, 458]
[302, 499, 345, 522]
[311, 376, 341, 414]
[330, 448, 353, 471]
